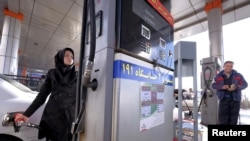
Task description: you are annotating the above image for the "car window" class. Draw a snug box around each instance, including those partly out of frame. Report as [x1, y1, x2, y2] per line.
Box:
[0, 74, 34, 93]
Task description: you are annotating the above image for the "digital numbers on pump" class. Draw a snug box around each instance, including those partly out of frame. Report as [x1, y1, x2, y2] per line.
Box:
[121, 62, 147, 78]
[122, 63, 133, 75]
[119, 61, 166, 82]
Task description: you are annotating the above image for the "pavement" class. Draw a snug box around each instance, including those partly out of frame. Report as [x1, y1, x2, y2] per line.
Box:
[174, 108, 250, 141]
[239, 108, 250, 125]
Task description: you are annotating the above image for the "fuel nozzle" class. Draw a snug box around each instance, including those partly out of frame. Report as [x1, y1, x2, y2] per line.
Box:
[14, 121, 23, 132]
[2, 112, 23, 132]
[83, 61, 94, 87]
[83, 60, 93, 86]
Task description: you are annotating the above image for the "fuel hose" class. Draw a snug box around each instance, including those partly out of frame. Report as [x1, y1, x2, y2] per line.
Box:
[198, 66, 214, 112]
[72, 0, 96, 140]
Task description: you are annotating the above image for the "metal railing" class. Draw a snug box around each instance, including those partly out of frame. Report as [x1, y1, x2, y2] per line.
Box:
[4, 74, 42, 91]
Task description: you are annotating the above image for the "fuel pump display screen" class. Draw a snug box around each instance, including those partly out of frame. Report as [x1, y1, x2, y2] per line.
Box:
[117, 0, 174, 69]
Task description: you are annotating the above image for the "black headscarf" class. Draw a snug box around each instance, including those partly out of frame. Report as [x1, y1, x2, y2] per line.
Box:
[54, 47, 76, 84]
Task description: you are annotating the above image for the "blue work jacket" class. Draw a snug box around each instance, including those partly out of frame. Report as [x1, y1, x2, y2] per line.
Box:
[212, 69, 248, 101]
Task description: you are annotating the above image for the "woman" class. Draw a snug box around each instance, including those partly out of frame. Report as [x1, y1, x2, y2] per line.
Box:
[15, 47, 77, 141]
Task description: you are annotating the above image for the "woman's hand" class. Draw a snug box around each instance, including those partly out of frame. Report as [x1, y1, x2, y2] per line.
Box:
[14, 113, 29, 123]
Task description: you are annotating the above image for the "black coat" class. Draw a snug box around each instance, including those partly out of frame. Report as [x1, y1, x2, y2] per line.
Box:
[23, 68, 77, 141]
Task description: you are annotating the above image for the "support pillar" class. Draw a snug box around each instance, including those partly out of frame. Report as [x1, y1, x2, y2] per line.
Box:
[200, 0, 223, 125]
[205, 0, 224, 63]
[0, 9, 23, 75]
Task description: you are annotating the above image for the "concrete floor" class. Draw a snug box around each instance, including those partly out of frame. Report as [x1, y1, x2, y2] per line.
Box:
[79, 107, 250, 141]
[239, 108, 250, 125]
[174, 107, 250, 141]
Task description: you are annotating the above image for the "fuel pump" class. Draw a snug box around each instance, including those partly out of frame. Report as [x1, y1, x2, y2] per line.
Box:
[73, 1, 175, 141]
[200, 57, 221, 125]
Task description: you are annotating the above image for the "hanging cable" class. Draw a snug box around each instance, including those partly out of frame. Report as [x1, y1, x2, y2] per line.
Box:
[198, 65, 214, 112]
